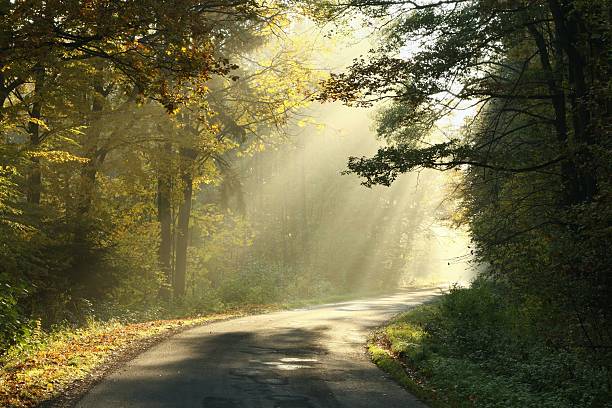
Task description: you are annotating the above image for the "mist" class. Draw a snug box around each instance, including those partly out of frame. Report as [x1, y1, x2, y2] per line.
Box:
[190, 99, 474, 301]
[1, 4, 476, 331]
[165, 23, 476, 304]
[3, 2, 608, 406]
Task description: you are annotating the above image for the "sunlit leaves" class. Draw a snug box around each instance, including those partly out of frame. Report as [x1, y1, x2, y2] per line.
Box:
[29, 150, 89, 164]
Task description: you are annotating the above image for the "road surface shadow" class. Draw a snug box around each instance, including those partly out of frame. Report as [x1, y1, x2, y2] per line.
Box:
[78, 326, 345, 407]
[76, 292, 437, 408]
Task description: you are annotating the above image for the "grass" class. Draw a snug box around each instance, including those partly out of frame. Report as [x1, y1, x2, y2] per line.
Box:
[367, 302, 449, 408]
[368, 343, 441, 405]
[0, 288, 398, 408]
[281, 288, 395, 309]
[0, 313, 248, 407]
[367, 287, 612, 408]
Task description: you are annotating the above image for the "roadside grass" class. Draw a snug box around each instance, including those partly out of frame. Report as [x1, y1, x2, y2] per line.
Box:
[0, 312, 252, 408]
[280, 288, 398, 309]
[368, 302, 450, 408]
[367, 287, 612, 408]
[368, 343, 446, 407]
[0, 288, 398, 408]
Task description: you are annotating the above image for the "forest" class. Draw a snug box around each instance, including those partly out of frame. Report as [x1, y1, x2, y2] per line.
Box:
[0, 0, 610, 407]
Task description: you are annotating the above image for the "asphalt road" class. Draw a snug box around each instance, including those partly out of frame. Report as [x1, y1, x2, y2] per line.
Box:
[77, 288, 438, 408]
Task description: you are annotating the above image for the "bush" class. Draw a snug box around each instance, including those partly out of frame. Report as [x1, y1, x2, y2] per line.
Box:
[375, 285, 612, 408]
[0, 282, 29, 351]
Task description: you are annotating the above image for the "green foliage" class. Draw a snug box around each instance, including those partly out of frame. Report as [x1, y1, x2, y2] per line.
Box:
[0, 282, 29, 351]
[321, 0, 611, 403]
[0, 0, 321, 352]
[218, 261, 283, 305]
[375, 287, 612, 408]
[368, 343, 436, 405]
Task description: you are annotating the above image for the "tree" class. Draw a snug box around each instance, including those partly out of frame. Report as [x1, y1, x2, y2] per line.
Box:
[318, 0, 608, 205]
[317, 0, 611, 366]
[0, 0, 314, 336]
[163, 22, 321, 299]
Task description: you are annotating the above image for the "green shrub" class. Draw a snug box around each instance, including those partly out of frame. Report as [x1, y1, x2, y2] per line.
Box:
[374, 285, 612, 408]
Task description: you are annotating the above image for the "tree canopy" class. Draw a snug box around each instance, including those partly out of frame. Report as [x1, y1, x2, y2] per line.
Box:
[317, 0, 611, 385]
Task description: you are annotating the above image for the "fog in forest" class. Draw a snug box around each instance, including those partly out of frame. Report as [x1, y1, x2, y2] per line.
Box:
[208, 101, 474, 294]
[184, 29, 475, 303]
[3, 2, 608, 405]
[2, 9, 475, 331]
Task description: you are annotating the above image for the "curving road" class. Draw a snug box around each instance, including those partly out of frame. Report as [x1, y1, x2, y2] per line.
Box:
[77, 289, 437, 408]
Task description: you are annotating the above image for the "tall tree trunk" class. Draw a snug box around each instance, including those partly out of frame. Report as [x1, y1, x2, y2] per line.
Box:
[26, 69, 45, 205]
[174, 172, 192, 299]
[157, 144, 173, 292]
[174, 148, 196, 299]
[548, 0, 598, 204]
[528, 24, 579, 208]
[70, 79, 120, 298]
[77, 150, 107, 217]
[76, 89, 105, 217]
[72, 83, 107, 293]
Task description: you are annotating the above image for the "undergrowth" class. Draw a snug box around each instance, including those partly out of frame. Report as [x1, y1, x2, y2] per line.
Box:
[0, 288, 390, 407]
[369, 284, 612, 408]
[0, 313, 247, 408]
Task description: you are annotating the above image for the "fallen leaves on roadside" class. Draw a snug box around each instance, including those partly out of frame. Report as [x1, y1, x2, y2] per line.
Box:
[0, 314, 239, 408]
